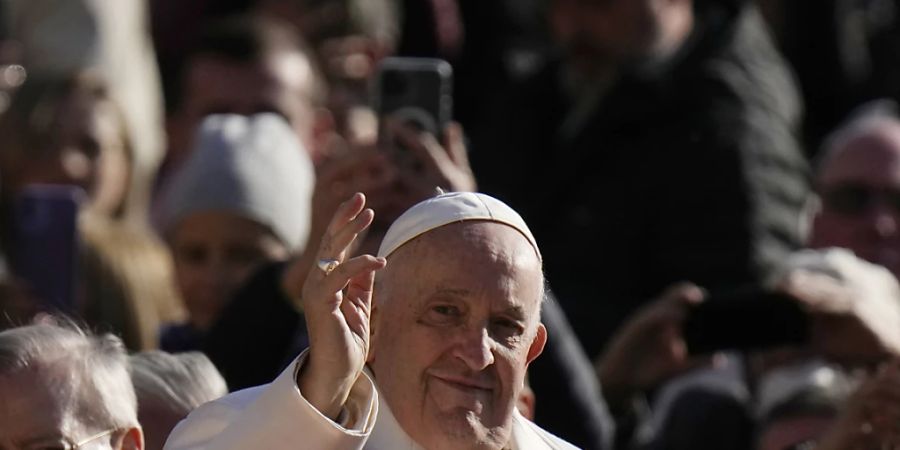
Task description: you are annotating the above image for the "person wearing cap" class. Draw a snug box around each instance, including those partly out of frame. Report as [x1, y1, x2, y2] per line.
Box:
[164, 191, 577, 449]
[157, 113, 314, 352]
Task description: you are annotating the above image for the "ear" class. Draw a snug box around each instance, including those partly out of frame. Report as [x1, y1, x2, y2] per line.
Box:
[525, 323, 547, 366]
[117, 427, 144, 450]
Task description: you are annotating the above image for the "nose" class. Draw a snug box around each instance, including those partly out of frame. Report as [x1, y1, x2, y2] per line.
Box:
[453, 326, 495, 371]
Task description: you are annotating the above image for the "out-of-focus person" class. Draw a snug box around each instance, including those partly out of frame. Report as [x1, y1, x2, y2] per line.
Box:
[0, 319, 144, 449]
[251, 0, 399, 136]
[755, 358, 900, 450]
[473, 0, 810, 360]
[160, 14, 329, 178]
[754, 360, 855, 450]
[0, 73, 172, 337]
[130, 351, 227, 450]
[595, 247, 900, 448]
[4, 0, 165, 224]
[809, 106, 900, 279]
[157, 113, 313, 352]
[80, 212, 186, 351]
[0, 72, 133, 223]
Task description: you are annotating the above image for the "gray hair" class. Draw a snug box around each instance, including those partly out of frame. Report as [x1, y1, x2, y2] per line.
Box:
[816, 99, 900, 172]
[0, 320, 139, 431]
[130, 351, 228, 415]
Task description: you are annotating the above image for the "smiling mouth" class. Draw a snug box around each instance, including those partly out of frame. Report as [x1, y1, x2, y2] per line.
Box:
[430, 374, 494, 393]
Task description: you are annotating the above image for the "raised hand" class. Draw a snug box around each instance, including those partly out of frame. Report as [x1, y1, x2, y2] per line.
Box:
[296, 193, 387, 420]
[595, 283, 713, 411]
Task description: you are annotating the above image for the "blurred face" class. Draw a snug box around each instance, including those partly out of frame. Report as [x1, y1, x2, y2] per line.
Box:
[811, 126, 900, 278]
[172, 51, 318, 164]
[170, 211, 289, 331]
[0, 365, 127, 450]
[15, 94, 129, 217]
[550, 0, 665, 74]
[137, 400, 183, 450]
[757, 415, 832, 450]
[368, 222, 547, 449]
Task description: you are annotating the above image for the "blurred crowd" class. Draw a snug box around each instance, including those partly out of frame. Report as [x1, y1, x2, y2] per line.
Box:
[1, 0, 900, 448]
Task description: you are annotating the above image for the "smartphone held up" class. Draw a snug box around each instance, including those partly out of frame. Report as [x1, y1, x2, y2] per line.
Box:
[373, 57, 453, 149]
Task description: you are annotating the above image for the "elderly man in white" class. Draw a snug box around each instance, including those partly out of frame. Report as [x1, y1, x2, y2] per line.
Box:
[165, 191, 577, 449]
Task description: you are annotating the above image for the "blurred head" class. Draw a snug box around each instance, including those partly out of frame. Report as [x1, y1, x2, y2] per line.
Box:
[368, 193, 547, 449]
[253, 0, 399, 131]
[130, 351, 227, 450]
[0, 72, 132, 218]
[160, 114, 313, 331]
[0, 320, 143, 450]
[810, 114, 900, 278]
[549, 0, 694, 76]
[755, 361, 851, 450]
[169, 15, 329, 166]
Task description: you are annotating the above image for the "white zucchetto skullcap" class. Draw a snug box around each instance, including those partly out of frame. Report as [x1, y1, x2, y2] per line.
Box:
[377, 191, 541, 260]
[159, 113, 314, 251]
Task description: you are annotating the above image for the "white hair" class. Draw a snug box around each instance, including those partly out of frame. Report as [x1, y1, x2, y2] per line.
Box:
[130, 350, 228, 415]
[817, 99, 900, 172]
[0, 320, 139, 430]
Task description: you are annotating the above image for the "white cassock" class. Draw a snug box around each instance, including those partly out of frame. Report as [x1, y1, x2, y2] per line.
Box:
[164, 353, 579, 450]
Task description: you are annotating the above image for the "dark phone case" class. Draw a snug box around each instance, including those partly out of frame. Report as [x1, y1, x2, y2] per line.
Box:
[373, 57, 453, 140]
[683, 289, 810, 355]
[10, 185, 84, 312]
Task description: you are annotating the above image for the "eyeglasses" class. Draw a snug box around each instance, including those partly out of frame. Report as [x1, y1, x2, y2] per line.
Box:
[23, 428, 119, 450]
[820, 183, 900, 216]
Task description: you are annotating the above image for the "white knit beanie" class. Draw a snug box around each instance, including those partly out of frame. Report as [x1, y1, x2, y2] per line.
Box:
[159, 113, 314, 251]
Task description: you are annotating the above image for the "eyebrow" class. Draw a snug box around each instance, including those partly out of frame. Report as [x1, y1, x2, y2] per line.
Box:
[500, 305, 527, 320]
[432, 287, 471, 297]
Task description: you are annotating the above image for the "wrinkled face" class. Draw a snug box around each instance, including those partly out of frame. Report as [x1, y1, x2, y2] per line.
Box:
[170, 211, 289, 331]
[550, 0, 664, 74]
[811, 127, 900, 278]
[16, 94, 129, 217]
[172, 51, 318, 163]
[0, 366, 112, 450]
[369, 222, 547, 450]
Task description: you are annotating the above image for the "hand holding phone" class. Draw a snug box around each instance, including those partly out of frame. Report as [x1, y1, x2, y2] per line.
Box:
[373, 57, 453, 142]
[683, 288, 810, 355]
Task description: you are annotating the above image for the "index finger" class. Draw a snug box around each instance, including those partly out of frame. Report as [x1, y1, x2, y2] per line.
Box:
[325, 192, 366, 237]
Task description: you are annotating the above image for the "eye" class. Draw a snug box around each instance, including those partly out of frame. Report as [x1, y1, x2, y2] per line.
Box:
[433, 304, 461, 317]
[491, 318, 525, 340]
[420, 303, 463, 326]
[176, 244, 208, 265]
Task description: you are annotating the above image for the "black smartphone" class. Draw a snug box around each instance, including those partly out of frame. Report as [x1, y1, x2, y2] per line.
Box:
[683, 288, 810, 355]
[9, 185, 84, 312]
[373, 57, 453, 143]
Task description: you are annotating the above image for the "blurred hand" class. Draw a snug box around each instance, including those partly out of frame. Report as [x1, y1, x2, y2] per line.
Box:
[383, 120, 477, 205]
[778, 270, 900, 365]
[294, 193, 387, 420]
[817, 361, 900, 450]
[595, 283, 712, 410]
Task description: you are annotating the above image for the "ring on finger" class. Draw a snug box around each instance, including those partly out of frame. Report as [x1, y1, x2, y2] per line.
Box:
[316, 258, 341, 276]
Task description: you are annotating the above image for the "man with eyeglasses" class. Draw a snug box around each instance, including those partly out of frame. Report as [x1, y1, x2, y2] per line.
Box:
[0, 321, 144, 450]
[810, 111, 900, 279]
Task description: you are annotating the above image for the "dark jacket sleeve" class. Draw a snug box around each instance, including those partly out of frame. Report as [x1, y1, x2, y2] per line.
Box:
[529, 291, 614, 450]
[203, 262, 307, 391]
